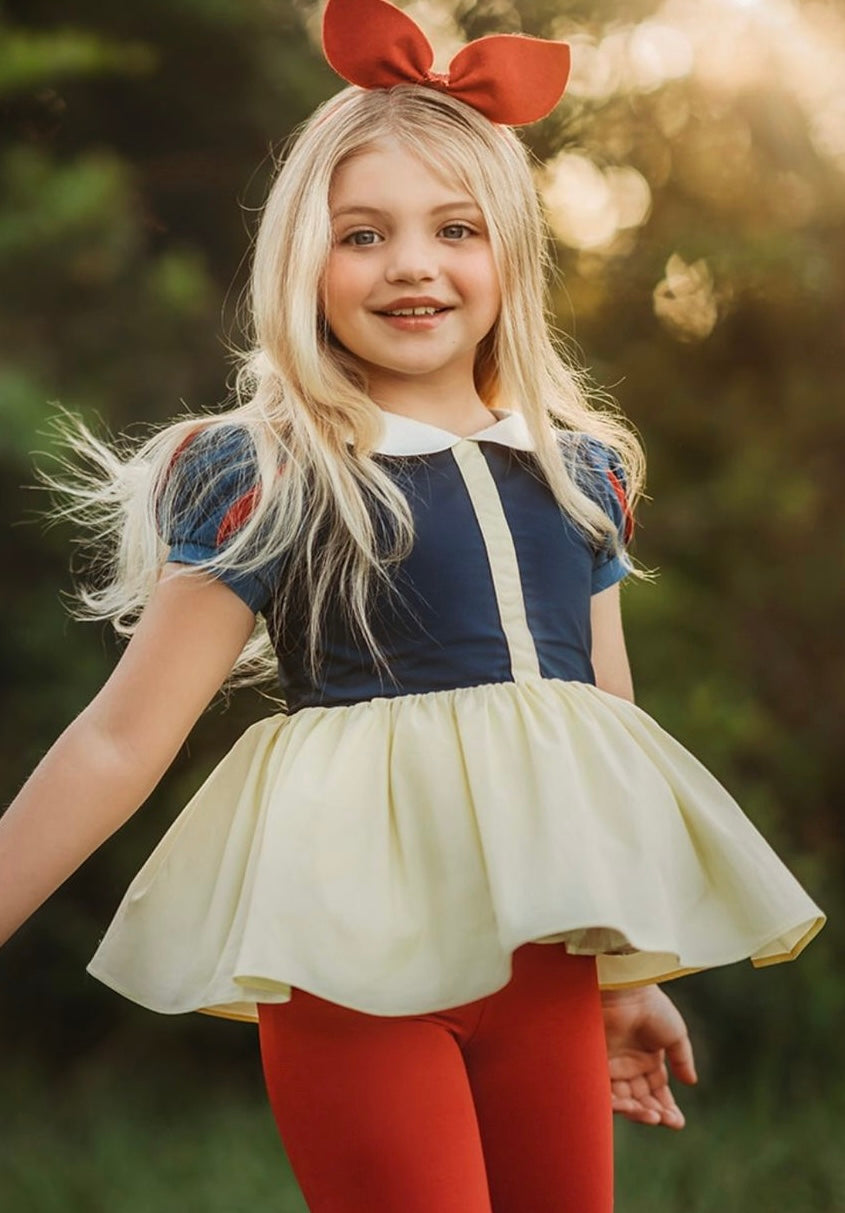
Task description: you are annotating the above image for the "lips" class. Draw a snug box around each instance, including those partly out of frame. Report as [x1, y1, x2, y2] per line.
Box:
[375, 308, 452, 332]
[374, 297, 453, 316]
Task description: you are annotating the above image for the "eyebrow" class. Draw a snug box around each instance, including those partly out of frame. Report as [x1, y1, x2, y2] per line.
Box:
[331, 201, 483, 219]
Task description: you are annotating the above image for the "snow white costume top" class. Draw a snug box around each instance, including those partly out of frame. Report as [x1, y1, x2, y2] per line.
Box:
[87, 410, 825, 1023]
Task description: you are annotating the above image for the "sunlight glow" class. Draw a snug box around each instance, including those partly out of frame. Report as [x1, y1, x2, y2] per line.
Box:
[541, 154, 652, 252]
[653, 253, 719, 341]
[560, 0, 845, 179]
[662, 0, 845, 173]
[403, 0, 465, 67]
[567, 23, 693, 100]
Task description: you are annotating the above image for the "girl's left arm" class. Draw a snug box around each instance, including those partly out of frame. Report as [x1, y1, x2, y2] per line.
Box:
[0, 568, 257, 947]
[590, 583, 698, 1129]
[590, 582, 634, 701]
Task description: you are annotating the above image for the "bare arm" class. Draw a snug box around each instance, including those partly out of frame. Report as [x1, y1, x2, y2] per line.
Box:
[590, 582, 698, 1128]
[0, 566, 257, 946]
[590, 581, 635, 703]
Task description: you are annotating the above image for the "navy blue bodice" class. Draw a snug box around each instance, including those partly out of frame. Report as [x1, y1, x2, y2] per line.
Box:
[163, 420, 632, 714]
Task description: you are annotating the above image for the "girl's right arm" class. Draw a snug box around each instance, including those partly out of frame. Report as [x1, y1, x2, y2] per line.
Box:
[0, 567, 257, 947]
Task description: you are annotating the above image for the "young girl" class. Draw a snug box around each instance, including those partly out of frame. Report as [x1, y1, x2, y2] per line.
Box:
[0, 0, 825, 1209]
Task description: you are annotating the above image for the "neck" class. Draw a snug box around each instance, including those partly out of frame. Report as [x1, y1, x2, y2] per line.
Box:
[365, 366, 495, 436]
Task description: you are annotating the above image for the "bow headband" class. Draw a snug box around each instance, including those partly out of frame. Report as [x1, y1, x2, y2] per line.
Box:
[321, 0, 571, 126]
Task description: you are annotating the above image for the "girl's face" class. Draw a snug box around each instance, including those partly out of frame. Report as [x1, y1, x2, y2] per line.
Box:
[323, 139, 501, 403]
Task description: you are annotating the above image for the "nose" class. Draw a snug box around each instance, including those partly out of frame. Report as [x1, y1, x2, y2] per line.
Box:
[384, 233, 438, 284]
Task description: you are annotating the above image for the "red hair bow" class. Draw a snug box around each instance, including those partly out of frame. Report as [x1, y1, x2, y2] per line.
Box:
[321, 0, 571, 126]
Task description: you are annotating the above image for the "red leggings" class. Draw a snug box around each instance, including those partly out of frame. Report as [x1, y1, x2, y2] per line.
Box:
[257, 943, 613, 1213]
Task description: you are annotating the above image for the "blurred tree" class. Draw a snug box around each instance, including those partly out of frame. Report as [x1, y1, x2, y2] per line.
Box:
[0, 0, 332, 1067]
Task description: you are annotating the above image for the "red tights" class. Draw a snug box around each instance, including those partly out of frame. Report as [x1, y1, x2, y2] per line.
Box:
[257, 943, 613, 1213]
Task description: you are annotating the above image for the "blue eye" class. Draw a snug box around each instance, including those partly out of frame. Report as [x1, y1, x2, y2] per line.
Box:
[441, 223, 475, 240]
[343, 229, 381, 246]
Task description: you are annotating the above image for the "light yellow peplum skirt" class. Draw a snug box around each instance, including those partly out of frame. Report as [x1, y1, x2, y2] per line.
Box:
[87, 675, 825, 1023]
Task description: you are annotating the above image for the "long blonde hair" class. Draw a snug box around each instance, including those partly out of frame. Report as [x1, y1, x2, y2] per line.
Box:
[51, 83, 646, 692]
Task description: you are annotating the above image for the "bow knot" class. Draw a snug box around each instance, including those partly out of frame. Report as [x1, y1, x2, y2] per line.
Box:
[321, 0, 571, 127]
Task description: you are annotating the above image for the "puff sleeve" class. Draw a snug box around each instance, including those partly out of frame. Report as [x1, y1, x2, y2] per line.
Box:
[575, 435, 635, 595]
[159, 425, 279, 614]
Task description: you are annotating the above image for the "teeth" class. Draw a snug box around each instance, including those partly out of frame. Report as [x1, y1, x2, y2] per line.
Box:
[386, 307, 440, 316]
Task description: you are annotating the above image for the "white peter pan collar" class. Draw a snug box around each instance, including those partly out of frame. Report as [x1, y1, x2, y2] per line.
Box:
[373, 408, 535, 456]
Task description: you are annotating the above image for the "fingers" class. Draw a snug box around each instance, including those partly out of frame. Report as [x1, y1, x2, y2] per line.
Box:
[608, 1054, 669, 1085]
[610, 1054, 688, 1130]
[666, 1032, 698, 1086]
[612, 1094, 664, 1126]
[611, 1087, 686, 1129]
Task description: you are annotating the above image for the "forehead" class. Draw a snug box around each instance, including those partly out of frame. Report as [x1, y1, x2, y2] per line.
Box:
[329, 140, 479, 213]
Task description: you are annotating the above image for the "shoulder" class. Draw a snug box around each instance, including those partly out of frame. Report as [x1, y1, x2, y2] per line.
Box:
[158, 422, 285, 614]
[168, 422, 259, 478]
[160, 423, 267, 547]
[555, 429, 623, 477]
[556, 430, 634, 544]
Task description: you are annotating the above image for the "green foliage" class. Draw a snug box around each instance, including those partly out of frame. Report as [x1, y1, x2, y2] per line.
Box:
[0, 25, 155, 94]
[3, 1061, 844, 1211]
[615, 1094, 845, 1212]
[0, 144, 138, 269]
[2, 1062, 308, 1213]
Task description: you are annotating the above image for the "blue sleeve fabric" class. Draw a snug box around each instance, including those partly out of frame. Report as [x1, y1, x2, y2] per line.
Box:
[571, 434, 635, 595]
[160, 425, 277, 614]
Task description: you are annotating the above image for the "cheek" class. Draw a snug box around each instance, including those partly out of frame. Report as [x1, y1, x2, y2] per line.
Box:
[322, 253, 369, 327]
[469, 252, 502, 312]
[479, 265, 502, 322]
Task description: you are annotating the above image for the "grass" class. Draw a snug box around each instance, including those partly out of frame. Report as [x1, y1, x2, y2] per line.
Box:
[4, 1062, 307, 1213]
[614, 1099, 845, 1213]
[3, 1061, 843, 1212]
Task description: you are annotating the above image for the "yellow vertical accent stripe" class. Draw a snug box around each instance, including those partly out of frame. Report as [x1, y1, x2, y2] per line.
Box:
[452, 441, 541, 682]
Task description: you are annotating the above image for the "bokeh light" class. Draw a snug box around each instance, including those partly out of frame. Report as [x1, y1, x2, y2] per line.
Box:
[541, 153, 652, 252]
[538, 0, 845, 333]
[565, 22, 693, 100]
[653, 252, 719, 340]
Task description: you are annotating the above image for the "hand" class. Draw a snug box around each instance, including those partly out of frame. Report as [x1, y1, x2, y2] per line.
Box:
[601, 984, 698, 1130]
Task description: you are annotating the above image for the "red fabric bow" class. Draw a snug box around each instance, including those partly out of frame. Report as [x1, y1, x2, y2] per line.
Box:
[321, 0, 571, 126]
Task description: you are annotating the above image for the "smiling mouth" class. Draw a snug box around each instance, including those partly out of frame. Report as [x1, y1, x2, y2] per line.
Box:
[377, 306, 451, 317]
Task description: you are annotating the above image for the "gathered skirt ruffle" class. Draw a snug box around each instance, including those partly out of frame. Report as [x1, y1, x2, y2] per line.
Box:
[87, 679, 825, 1022]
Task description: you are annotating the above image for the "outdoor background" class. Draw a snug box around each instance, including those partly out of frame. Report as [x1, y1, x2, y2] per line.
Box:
[1, 0, 843, 1209]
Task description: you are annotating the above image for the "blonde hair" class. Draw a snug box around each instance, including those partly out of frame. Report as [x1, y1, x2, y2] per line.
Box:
[51, 83, 646, 692]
